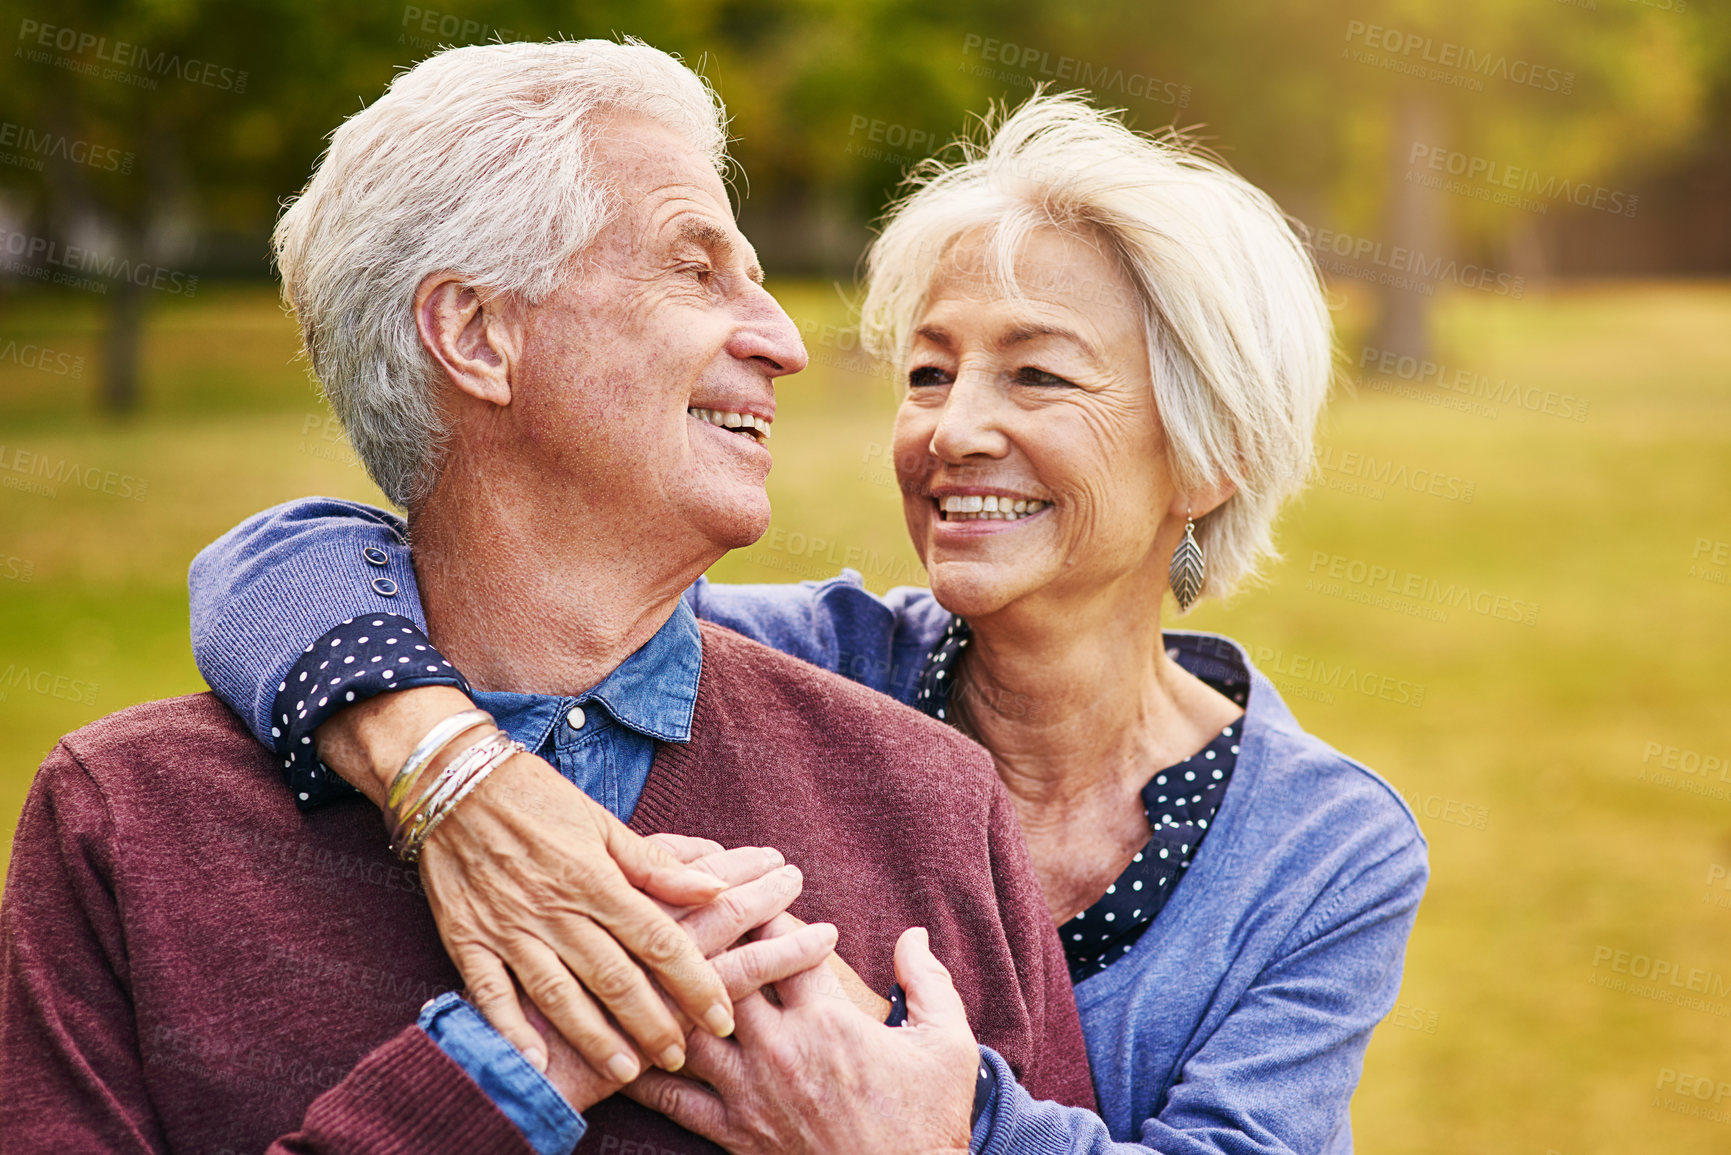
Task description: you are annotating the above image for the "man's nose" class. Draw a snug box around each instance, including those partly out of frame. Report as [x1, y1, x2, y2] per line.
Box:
[730, 282, 810, 378]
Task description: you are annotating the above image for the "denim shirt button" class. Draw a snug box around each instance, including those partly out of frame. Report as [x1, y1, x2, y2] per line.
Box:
[371, 576, 399, 596]
[362, 546, 389, 566]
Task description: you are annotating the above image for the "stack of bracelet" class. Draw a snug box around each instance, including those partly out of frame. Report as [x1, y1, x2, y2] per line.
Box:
[386, 708, 525, 862]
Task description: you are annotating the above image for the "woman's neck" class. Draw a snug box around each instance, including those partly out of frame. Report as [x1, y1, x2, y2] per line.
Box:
[952, 581, 1243, 921]
[953, 583, 1244, 829]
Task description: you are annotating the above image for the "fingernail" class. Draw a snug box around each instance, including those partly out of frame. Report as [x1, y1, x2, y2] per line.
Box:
[606, 1053, 641, 1083]
[526, 1047, 548, 1073]
[702, 1002, 735, 1037]
[658, 1044, 686, 1072]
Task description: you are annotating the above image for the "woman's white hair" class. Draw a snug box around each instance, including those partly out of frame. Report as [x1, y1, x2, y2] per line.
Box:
[273, 39, 727, 508]
[861, 92, 1333, 606]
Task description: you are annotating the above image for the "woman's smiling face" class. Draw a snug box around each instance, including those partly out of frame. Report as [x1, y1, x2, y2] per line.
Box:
[893, 226, 1186, 619]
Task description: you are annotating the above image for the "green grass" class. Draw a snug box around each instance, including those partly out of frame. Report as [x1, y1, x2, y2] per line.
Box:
[2, 278, 1729, 1152]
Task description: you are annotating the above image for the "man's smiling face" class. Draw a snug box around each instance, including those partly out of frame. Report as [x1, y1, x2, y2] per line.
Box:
[505, 110, 808, 557]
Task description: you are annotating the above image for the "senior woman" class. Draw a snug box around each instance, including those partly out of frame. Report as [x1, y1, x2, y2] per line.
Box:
[189, 94, 1425, 1151]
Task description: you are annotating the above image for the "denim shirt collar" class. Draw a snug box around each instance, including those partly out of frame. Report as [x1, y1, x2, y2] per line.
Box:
[470, 600, 703, 751]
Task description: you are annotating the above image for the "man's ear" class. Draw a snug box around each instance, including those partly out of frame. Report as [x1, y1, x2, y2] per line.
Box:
[414, 272, 520, 407]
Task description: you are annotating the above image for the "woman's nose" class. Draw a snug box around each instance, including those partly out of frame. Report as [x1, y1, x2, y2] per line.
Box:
[929, 373, 1010, 462]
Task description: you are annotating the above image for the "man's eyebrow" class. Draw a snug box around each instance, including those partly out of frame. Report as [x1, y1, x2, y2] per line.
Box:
[674, 219, 763, 284]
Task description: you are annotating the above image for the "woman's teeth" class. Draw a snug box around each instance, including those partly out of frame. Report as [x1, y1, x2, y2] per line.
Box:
[690, 408, 771, 440]
[938, 494, 1049, 521]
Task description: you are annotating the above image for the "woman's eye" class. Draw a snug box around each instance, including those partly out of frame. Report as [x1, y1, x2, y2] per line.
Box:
[1015, 367, 1073, 387]
[908, 366, 951, 388]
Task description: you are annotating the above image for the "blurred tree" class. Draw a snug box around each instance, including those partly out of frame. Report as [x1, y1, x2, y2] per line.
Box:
[1015, 0, 1707, 360]
[0, 0, 1713, 408]
[0, 0, 410, 411]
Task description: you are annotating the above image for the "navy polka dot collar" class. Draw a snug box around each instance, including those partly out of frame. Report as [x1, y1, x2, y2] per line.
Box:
[915, 615, 1247, 983]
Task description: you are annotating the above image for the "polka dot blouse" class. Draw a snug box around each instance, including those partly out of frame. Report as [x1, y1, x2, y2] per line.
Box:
[915, 614, 1246, 983]
[271, 614, 469, 807]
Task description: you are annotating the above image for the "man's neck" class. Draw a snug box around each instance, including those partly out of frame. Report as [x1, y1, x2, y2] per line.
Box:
[408, 480, 715, 697]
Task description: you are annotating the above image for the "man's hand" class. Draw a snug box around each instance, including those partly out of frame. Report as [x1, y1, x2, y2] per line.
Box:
[316, 686, 740, 1080]
[627, 924, 981, 1154]
[524, 841, 837, 1114]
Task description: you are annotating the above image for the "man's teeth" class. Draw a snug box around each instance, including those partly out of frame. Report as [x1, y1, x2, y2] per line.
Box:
[938, 494, 1050, 521]
[690, 408, 771, 439]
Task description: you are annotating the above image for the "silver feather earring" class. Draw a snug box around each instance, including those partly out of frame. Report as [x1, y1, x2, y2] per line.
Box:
[1169, 509, 1205, 612]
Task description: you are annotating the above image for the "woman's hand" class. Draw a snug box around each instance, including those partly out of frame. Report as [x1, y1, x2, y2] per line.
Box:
[627, 923, 981, 1155]
[316, 685, 739, 1079]
[525, 840, 836, 1114]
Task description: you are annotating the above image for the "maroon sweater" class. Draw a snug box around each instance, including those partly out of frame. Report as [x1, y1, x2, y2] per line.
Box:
[1, 622, 1094, 1153]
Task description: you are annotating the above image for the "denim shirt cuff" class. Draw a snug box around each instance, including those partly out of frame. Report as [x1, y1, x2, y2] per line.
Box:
[418, 992, 585, 1155]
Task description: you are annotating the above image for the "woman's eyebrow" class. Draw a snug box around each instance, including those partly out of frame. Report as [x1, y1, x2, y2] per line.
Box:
[674, 218, 764, 284]
[999, 323, 1100, 359]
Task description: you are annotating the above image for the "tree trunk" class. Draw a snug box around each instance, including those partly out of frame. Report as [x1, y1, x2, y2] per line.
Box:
[101, 272, 146, 414]
[1371, 93, 1448, 364]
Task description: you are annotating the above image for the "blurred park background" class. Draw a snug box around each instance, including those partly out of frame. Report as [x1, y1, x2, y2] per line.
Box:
[3, 1, 1730, 1151]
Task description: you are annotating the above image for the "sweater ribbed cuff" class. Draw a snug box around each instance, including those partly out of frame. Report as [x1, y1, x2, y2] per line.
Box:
[297, 1024, 539, 1154]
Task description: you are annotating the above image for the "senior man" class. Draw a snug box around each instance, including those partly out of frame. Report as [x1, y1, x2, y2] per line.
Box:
[0, 40, 1092, 1155]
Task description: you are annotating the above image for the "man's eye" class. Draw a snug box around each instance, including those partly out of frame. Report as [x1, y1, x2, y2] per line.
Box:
[908, 366, 951, 388]
[1016, 367, 1073, 387]
[682, 263, 713, 284]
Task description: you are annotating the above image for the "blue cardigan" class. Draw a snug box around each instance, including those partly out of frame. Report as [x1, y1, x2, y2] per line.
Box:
[189, 498, 1429, 1155]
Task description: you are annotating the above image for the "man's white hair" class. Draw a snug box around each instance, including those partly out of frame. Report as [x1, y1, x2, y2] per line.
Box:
[861, 92, 1334, 606]
[273, 39, 727, 507]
